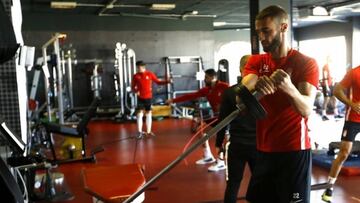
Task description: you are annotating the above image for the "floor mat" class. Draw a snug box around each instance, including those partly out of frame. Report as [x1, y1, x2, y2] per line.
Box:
[312, 151, 360, 176]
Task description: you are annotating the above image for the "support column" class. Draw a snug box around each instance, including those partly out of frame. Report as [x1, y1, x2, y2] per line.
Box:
[249, 0, 259, 54]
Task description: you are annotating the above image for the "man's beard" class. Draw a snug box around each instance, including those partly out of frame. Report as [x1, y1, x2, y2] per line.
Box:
[262, 32, 281, 53]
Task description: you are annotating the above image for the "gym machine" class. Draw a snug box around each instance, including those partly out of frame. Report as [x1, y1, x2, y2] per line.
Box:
[113, 42, 137, 120]
[164, 56, 205, 117]
[218, 59, 230, 83]
[41, 33, 76, 124]
[0, 2, 76, 202]
[41, 33, 67, 124]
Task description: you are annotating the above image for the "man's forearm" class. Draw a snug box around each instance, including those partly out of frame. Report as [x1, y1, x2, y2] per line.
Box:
[286, 82, 316, 117]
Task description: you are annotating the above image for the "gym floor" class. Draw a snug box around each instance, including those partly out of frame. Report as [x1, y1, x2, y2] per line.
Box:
[44, 113, 360, 203]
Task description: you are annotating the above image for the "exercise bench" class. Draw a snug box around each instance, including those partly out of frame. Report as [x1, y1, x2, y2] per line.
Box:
[42, 97, 102, 164]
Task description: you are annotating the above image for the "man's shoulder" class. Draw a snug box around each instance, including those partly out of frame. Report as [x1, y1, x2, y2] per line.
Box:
[353, 66, 360, 72]
[291, 50, 315, 64]
[145, 70, 155, 75]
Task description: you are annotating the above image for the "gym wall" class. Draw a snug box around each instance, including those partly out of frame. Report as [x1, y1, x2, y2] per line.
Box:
[22, 15, 215, 108]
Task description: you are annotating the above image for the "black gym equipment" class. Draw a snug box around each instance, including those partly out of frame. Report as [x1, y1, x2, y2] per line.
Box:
[0, 3, 23, 202]
[0, 2, 19, 64]
[41, 97, 103, 164]
[217, 59, 229, 83]
[0, 118, 26, 203]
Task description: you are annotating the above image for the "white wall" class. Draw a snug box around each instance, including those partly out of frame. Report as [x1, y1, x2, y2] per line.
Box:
[214, 29, 251, 85]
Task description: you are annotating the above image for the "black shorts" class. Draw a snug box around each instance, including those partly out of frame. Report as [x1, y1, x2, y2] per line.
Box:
[322, 85, 334, 97]
[246, 150, 311, 203]
[341, 121, 360, 142]
[137, 98, 152, 111]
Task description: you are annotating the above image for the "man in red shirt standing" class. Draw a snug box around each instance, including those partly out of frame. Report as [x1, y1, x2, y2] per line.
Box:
[322, 66, 360, 202]
[241, 5, 319, 203]
[321, 56, 342, 121]
[132, 61, 171, 139]
[166, 69, 229, 168]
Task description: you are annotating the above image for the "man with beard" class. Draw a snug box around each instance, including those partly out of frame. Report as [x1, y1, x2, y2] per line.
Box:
[241, 5, 319, 203]
[166, 69, 229, 168]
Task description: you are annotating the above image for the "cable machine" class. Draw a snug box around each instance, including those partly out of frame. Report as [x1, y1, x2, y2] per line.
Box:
[41, 33, 76, 124]
[164, 56, 204, 117]
[114, 42, 137, 120]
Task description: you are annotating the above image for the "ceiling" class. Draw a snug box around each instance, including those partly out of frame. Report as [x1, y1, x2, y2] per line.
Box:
[21, 0, 360, 29]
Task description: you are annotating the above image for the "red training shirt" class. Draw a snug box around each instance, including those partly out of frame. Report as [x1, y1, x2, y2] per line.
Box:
[131, 70, 169, 99]
[340, 65, 360, 123]
[244, 49, 319, 152]
[172, 81, 229, 113]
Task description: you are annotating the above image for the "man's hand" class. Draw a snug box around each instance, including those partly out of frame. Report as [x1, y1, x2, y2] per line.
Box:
[165, 99, 173, 105]
[350, 102, 360, 114]
[270, 69, 294, 95]
[255, 75, 277, 95]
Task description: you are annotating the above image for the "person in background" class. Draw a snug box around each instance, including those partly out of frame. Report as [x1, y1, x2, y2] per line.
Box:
[321, 56, 343, 121]
[241, 5, 319, 203]
[321, 65, 360, 203]
[132, 61, 171, 139]
[215, 54, 257, 202]
[166, 69, 229, 167]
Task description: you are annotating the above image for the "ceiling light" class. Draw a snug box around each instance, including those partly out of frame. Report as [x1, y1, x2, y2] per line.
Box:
[213, 22, 249, 27]
[51, 1, 77, 9]
[213, 22, 227, 27]
[298, 15, 337, 22]
[312, 6, 328, 16]
[329, 2, 360, 15]
[150, 4, 176, 10]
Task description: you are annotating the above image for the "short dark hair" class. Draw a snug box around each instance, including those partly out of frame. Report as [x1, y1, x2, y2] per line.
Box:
[256, 5, 288, 24]
[136, 60, 146, 66]
[205, 69, 217, 77]
[240, 55, 250, 69]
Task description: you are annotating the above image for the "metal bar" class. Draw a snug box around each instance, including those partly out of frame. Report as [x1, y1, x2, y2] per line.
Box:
[42, 48, 52, 122]
[98, 0, 118, 16]
[54, 38, 64, 124]
[42, 33, 66, 49]
[66, 51, 74, 108]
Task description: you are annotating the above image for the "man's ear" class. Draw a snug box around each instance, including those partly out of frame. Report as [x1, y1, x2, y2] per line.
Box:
[280, 23, 288, 32]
